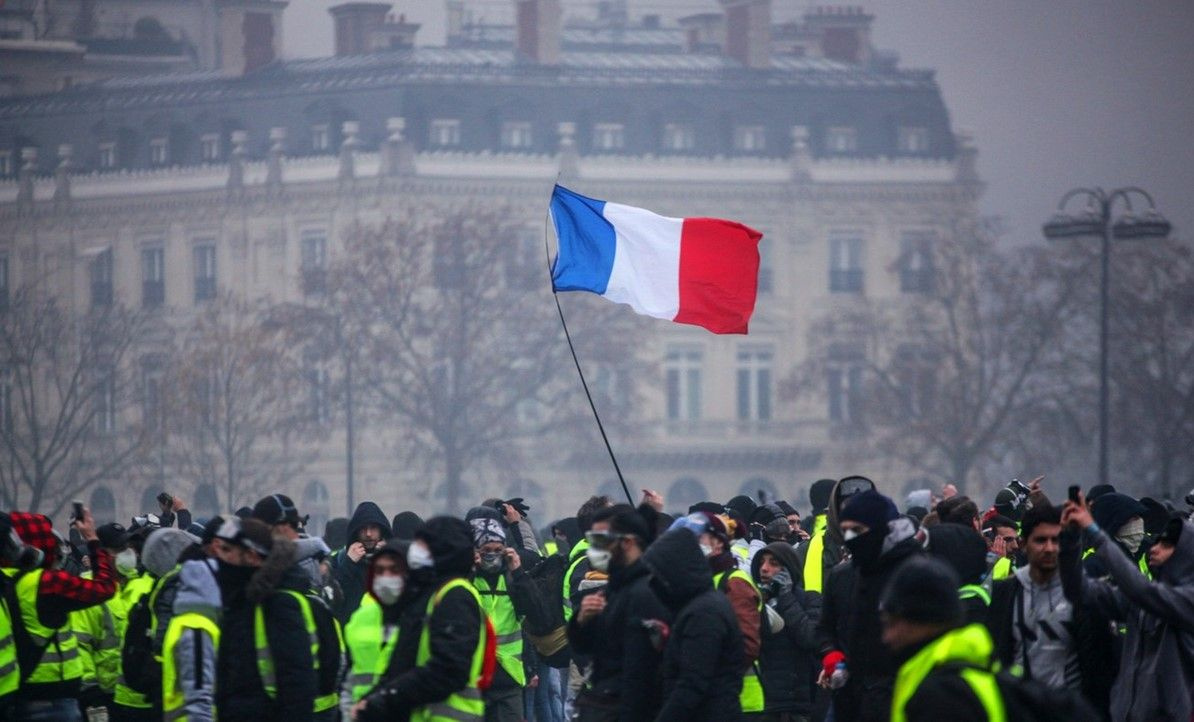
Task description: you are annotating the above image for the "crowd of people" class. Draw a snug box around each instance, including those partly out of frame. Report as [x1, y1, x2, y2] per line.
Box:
[0, 476, 1191, 722]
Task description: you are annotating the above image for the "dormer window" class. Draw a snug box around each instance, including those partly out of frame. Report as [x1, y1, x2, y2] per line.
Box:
[501, 121, 533, 149]
[662, 123, 695, 151]
[592, 123, 625, 151]
[430, 119, 461, 147]
[733, 125, 766, 152]
[149, 137, 169, 166]
[898, 126, 930, 154]
[200, 134, 221, 162]
[311, 124, 329, 152]
[98, 142, 117, 169]
[825, 126, 857, 153]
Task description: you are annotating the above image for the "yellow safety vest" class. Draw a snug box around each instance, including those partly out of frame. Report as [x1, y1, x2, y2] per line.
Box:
[713, 568, 765, 713]
[411, 578, 487, 722]
[3, 568, 83, 686]
[161, 611, 220, 722]
[72, 569, 142, 694]
[803, 531, 827, 593]
[254, 589, 341, 713]
[958, 584, 991, 607]
[891, 624, 1006, 722]
[0, 594, 18, 700]
[991, 557, 1013, 580]
[474, 573, 525, 686]
[113, 570, 169, 709]
[1082, 546, 1152, 579]
[562, 539, 589, 622]
[344, 595, 400, 702]
[542, 540, 559, 557]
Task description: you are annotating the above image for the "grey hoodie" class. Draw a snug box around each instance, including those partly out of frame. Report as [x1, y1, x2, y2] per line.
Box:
[170, 559, 222, 722]
[1079, 519, 1194, 722]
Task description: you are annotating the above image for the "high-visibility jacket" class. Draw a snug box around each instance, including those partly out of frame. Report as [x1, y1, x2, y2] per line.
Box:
[411, 578, 488, 722]
[990, 557, 1013, 581]
[2, 568, 82, 687]
[343, 595, 399, 702]
[161, 611, 220, 722]
[713, 568, 764, 713]
[113, 571, 166, 709]
[0, 593, 18, 700]
[254, 589, 342, 713]
[474, 573, 525, 686]
[1083, 546, 1151, 579]
[891, 624, 1006, 722]
[72, 569, 144, 694]
[562, 539, 589, 622]
[958, 584, 991, 607]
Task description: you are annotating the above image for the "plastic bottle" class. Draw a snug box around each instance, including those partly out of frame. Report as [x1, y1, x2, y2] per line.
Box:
[829, 661, 849, 689]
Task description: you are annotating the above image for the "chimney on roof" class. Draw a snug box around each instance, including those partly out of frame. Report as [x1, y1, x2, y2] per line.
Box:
[217, 0, 288, 76]
[331, 3, 392, 56]
[514, 0, 561, 66]
[804, 6, 873, 65]
[719, 0, 771, 69]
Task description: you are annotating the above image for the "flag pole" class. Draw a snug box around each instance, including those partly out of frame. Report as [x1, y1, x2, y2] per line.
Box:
[544, 195, 635, 507]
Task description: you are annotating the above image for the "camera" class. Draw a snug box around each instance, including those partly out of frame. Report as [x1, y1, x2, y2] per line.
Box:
[0, 526, 43, 571]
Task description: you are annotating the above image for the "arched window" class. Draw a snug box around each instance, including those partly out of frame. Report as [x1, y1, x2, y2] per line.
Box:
[303, 480, 330, 537]
[667, 477, 709, 514]
[739, 478, 780, 506]
[193, 484, 220, 520]
[90, 486, 116, 525]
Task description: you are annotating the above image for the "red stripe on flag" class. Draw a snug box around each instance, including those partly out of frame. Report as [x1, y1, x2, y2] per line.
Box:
[674, 218, 762, 334]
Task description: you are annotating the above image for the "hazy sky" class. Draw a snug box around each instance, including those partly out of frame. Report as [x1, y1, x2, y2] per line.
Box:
[284, 1, 1194, 243]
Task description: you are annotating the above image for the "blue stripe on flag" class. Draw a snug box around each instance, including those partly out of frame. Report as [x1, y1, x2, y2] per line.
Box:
[550, 185, 616, 295]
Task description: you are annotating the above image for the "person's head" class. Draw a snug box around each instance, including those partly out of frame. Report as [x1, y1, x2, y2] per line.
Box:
[757, 549, 784, 586]
[937, 496, 980, 531]
[251, 494, 305, 540]
[357, 523, 384, 549]
[466, 507, 507, 574]
[142, 527, 202, 577]
[880, 557, 962, 652]
[982, 515, 1019, 557]
[750, 503, 788, 542]
[212, 517, 272, 568]
[97, 522, 136, 576]
[348, 502, 393, 553]
[409, 516, 475, 583]
[839, 489, 897, 540]
[1019, 504, 1062, 580]
[1149, 518, 1183, 569]
[577, 495, 613, 533]
[699, 513, 734, 557]
[586, 504, 650, 572]
[368, 546, 408, 605]
[775, 500, 801, 535]
[1091, 493, 1148, 556]
[809, 478, 836, 517]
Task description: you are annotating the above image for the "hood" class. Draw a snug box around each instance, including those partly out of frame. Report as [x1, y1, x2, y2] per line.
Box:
[347, 502, 392, 543]
[416, 516, 475, 579]
[246, 537, 301, 603]
[9, 512, 57, 569]
[391, 511, 424, 541]
[641, 528, 711, 609]
[294, 535, 331, 562]
[1157, 519, 1194, 584]
[555, 517, 581, 549]
[143, 528, 201, 578]
[925, 524, 987, 586]
[825, 476, 876, 547]
[1091, 493, 1147, 537]
[751, 540, 802, 582]
[174, 559, 222, 619]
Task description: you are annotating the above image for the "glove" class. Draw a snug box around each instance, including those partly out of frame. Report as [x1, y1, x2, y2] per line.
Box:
[506, 498, 531, 516]
[769, 569, 793, 596]
[822, 650, 846, 679]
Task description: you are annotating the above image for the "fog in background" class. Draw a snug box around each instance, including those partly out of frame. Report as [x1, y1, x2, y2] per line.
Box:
[285, 0, 1194, 244]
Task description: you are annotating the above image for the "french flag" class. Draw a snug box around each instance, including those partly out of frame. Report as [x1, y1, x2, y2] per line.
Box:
[549, 185, 762, 335]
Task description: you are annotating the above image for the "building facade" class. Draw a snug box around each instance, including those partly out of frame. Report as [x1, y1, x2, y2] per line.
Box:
[0, 0, 982, 528]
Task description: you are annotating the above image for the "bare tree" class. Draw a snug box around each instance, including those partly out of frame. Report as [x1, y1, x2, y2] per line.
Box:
[328, 205, 646, 512]
[161, 296, 314, 511]
[786, 220, 1087, 492]
[0, 283, 148, 514]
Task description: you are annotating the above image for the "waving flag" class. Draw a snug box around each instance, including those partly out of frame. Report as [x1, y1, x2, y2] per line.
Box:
[549, 185, 762, 334]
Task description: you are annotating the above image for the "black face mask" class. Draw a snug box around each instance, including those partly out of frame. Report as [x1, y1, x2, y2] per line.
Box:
[844, 526, 887, 572]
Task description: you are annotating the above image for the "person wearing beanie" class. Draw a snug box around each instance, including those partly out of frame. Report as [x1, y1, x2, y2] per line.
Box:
[253, 493, 333, 599]
[725, 494, 759, 520]
[815, 487, 921, 722]
[569, 503, 670, 721]
[1062, 496, 1194, 722]
[330, 501, 392, 622]
[795, 476, 873, 597]
[882, 557, 1011, 722]
[1085, 492, 1150, 580]
[211, 517, 318, 722]
[354, 517, 487, 722]
[390, 511, 424, 542]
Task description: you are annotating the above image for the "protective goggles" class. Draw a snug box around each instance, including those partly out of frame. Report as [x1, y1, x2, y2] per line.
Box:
[838, 477, 874, 498]
[584, 530, 627, 549]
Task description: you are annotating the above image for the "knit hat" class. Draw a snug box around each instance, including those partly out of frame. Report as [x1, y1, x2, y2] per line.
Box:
[142, 527, 200, 577]
[926, 524, 987, 586]
[96, 523, 130, 551]
[1091, 493, 1147, 537]
[251, 494, 302, 528]
[465, 506, 507, 548]
[234, 506, 253, 520]
[687, 501, 725, 515]
[750, 503, 785, 526]
[1157, 517, 1184, 546]
[809, 479, 836, 516]
[880, 556, 963, 625]
[725, 495, 758, 519]
[840, 490, 898, 531]
[391, 511, 424, 541]
[775, 500, 797, 517]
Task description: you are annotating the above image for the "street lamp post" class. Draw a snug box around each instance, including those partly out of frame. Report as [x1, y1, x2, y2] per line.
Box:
[1042, 187, 1171, 487]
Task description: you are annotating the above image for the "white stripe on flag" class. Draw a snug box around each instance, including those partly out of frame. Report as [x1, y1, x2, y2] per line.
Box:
[602, 202, 683, 321]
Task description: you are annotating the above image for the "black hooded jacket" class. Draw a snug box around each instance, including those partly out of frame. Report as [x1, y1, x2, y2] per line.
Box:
[332, 502, 392, 621]
[750, 542, 819, 715]
[643, 529, 743, 722]
[215, 540, 317, 722]
[361, 517, 483, 722]
[568, 556, 672, 721]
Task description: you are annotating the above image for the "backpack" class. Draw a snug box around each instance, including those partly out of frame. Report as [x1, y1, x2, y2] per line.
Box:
[522, 554, 571, 667]
[120, 592, 159, 697]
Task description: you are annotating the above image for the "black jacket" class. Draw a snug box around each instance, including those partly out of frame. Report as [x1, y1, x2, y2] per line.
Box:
[332, 502, 393, 622]
[215, 541, 317, 722]
[568, 557, 672, 721]
[643, 529, 743, 722]
[750, 542, 819, 715]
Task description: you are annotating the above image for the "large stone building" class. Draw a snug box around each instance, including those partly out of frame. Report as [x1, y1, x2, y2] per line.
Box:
[0, 0, 982, 529]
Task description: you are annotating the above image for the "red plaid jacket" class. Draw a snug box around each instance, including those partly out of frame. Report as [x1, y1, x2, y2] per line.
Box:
[8, 512, 116, 623]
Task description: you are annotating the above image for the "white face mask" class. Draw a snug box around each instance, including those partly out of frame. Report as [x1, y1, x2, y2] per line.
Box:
[372, 575, 404, 605]
[586, 547, 610, 573]
[115, 549, 138, 576]
[699, 543, 714, 558]
[1116, 518, 1146, 555]
[407, 542, 434, 570]
[842, 529, 860, 541]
